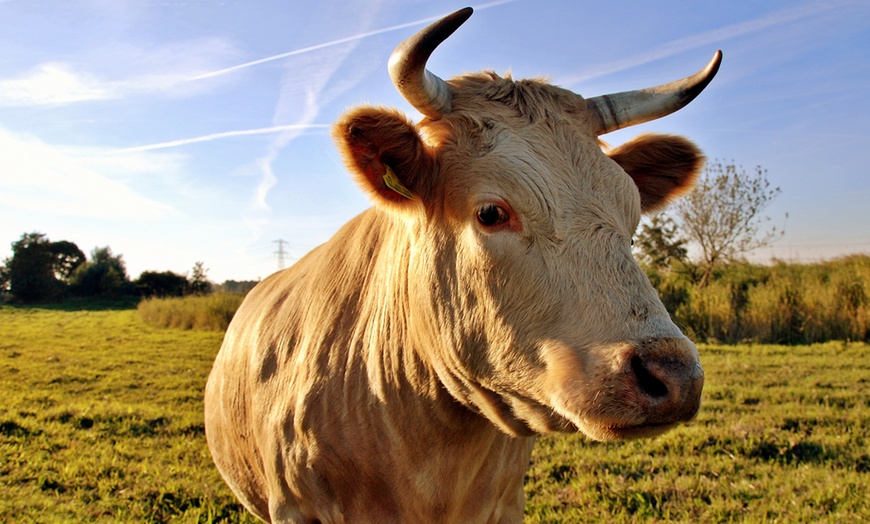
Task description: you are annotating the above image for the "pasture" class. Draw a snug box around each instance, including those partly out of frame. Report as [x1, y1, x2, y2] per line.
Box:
[1, 305, 867, 523]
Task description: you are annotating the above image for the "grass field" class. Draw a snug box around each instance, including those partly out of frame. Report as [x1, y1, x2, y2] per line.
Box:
[1, 305, 867, 523]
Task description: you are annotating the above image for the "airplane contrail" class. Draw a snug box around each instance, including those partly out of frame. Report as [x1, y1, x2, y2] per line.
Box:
[109, 124, 330, 154]
[191, 0, 518, 81]
[558, 0, 842, 86]
[112, 1, 519, 155]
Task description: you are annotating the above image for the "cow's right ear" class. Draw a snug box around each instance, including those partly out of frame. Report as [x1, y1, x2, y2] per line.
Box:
[333, 106, 434, 209]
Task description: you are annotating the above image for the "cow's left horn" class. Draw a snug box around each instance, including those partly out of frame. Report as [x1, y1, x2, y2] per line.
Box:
[586, 50, 722, 135]
[388, 7, 473, 119]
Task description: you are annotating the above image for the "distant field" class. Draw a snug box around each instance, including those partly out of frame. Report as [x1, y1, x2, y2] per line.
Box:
[1, 306, 867, 523]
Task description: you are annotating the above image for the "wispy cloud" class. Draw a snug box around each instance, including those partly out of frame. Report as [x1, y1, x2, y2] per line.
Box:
[558, 1, 842, 86]
[0, 127, 177, 220]
[109, 124, 331, 154]
[0, 37, 238, 107]
[0, 63, 112, 106]
[236, 0, 519, 238]
[191, 0, 519, 81]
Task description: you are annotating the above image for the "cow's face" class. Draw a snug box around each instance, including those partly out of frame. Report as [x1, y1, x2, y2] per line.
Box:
[332, 7, 716, 440]
[333, 76, 704, 440]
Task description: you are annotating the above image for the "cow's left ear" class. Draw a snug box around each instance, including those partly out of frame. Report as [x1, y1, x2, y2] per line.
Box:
[607, 133, 704, 213]
[333, 106, 434, 210]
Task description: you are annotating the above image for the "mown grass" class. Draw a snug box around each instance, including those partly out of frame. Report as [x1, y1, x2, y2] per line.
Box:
[525, 342, 870, 522]
[1, 306, 867, 522]
[0, 305, 256, 523]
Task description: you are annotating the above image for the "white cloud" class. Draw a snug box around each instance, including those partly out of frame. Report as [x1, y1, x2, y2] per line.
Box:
[0, 37, 239, 107]
[0, 127, 177, 219]
[0, 62, 112, 106]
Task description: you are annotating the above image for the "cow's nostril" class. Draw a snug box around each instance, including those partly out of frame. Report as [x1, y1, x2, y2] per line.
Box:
[631, 356, 668, 399]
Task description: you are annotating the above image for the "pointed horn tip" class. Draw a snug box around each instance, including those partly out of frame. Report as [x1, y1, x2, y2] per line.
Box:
[388, 7, 474, 119]
[706, 50, 723, 78]
[683, 50, 723, 98]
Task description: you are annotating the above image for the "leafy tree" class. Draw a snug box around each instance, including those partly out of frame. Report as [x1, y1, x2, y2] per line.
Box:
[71, 246, 132, 297]
[49, 241, 86, 282]
[135, 271, 189, 298]
[188, 261, 212, 295]
[3, 232, 85, 302]
[6, 233, 58, 302]
[675, 162, 783, 286]
[634, 214, 688, 271]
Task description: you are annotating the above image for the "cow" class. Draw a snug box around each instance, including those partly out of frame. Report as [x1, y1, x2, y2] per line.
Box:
[205, 7, 720, 523]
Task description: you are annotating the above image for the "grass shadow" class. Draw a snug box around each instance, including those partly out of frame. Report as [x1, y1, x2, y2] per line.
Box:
[1, 296, 139, 311]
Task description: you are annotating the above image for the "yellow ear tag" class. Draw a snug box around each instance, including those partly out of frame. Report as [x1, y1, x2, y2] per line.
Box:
[383, 165, 415, 200]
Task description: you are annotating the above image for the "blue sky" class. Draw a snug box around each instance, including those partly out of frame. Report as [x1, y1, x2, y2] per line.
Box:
[1, 0, 868, 283]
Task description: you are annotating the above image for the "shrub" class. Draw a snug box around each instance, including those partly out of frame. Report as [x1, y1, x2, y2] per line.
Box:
[137, 293, 244, 331]
[647, 255, 870, 344]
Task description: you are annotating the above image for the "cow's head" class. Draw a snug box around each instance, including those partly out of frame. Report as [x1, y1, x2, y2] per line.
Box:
[333, 8, 716, 441]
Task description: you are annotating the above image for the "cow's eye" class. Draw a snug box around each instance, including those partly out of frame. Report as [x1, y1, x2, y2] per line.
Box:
[477, 204, 509, 227]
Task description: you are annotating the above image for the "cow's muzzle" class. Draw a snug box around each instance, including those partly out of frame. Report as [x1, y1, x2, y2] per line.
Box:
[543, 336, 704, 441]
[627, 337, 704, 425]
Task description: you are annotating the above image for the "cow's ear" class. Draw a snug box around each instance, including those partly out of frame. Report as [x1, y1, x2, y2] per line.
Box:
[333, 106, 434, 209]
[607, 133, 704, 213]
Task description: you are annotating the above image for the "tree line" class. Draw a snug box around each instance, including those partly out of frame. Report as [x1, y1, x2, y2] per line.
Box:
[0, 232, 255, 304]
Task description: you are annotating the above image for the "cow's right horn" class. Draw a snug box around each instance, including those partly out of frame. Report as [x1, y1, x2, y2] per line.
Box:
[388, 7, 473, 119]
[586, 50, 722, 135]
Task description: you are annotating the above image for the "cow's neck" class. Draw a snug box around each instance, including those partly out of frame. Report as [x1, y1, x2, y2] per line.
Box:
[300, 209, 535, 520]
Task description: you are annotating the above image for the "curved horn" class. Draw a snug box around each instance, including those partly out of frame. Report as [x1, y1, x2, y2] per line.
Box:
[388, 7, 473, 119]
[586, 50, 722, 135]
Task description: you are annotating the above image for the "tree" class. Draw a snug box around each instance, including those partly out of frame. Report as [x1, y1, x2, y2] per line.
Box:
[188, 261, 212, 295]
[49, 241, 86, 283]
[71, 246, 131, 297]
[135, 271, 189, 298]
[5, 233, 58, 302]
[634, 214, 688, 271]
[675, 162, 783, 286]
[3, 232, 86, 302]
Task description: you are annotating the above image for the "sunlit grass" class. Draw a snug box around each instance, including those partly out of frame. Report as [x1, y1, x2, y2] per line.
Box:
[1, 306, 867, 522]
[0, 306, 256, 523]
[524, 342, 870, 522]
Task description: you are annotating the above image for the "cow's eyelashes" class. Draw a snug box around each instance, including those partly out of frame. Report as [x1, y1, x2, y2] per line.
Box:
[476, 204, 509, 227]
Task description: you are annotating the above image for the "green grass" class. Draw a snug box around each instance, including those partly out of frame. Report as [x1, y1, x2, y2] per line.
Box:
[1, 306, 868, 522]
[525, 343, 870, 522]
[0, 305, 256, 523]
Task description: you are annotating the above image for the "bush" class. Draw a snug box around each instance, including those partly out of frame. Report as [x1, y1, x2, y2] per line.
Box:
[137, 293, 244, 331]
[645, 255, 870, 344]
[135, 271, 189, 298]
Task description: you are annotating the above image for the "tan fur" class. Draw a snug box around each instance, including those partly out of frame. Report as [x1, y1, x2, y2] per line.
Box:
[205, 71, 705, 523]
[606, 133, 705, 212]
